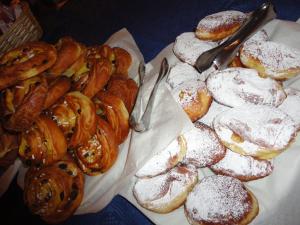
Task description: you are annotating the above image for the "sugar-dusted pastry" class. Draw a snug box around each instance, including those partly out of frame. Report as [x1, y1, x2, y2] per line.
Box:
[173, 32, 217, 65]
[166, 62, 206, 89]
[210, 149, 274, 181]
[279, 88, 300, 130]
[213, 105, 297, 159]
[206, 67, 286, 107]
[185, 175, 259, 225]
[136, 135, 187, 178]
[171, 79, 212, 122]
[198, 100, 230, 127]
[24, 159, 84, 224]
[183, 121, 226, 167]
[133, 164, 198, 213]
[195, 10, 247, 41]
[240, 40, 300, 80]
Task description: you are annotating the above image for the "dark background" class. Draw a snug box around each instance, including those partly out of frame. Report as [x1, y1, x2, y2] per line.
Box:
[1, 0, 300, 224]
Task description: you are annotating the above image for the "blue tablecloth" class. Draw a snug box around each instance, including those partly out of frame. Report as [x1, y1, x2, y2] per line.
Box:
[1, 0, 299, 224]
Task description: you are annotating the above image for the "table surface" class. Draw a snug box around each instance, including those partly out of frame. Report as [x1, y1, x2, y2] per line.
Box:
[1, 0, 300, 224]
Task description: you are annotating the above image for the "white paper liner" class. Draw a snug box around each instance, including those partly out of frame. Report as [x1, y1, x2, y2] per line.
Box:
[120, 19, 300, 225]
[0, 159, 21, 197]
[15, 28, 194, 214]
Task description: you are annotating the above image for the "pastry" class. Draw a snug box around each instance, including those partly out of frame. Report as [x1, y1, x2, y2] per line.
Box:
[136, 135, 187, 178]
[206, 67, 286, 107]
[183, 121, 226, 167]
[195, 10, 247, 41]
[18, 115, 67, 167]
[213, 105, 297, 159]
[173, 32, 217, 65]
[171, 79, 212, 122]
[0, 42, 57, 90]
[133, 164, 198, 213]
[210, 149, 273, 181]
[185, 175, 259, 225]
[24, 159, 84, 224]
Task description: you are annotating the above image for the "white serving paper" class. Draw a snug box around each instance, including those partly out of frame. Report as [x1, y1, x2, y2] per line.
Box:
[16, 28, 193, 214]
[120, 19, 300, 225]
[0, 159, 21, 197]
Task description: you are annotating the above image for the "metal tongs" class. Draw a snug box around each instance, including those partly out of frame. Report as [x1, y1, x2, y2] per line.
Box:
[130, 58, 169, 132]
[194, 2, 277, 73]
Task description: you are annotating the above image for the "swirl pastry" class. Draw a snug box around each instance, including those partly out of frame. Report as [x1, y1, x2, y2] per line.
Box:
[206, 67, 286, 107]
[279, 88, 300, 130]
[18, 115, 67, 167]
[136, 135, 187, 178]
[0, 42, 57, 90]
[195, 10, 247, 41]
[112, 47, 132, 76]
[166, 62, 205, 89]
[0, 125, 19, 168]
[74, 117, 119, 175]
[94, 91, 129, 144]
[171, 79, 212, 122]
[0, 76, 48, 132]
[240, 39, 300, 80]
[213, 105, 297, 159]
[47, 37, 84, 77]
[185, 175, 259, 225]
[24, 160, 84, 224]
[173, 32, 217, 65]
[106, 75, 138, 113]
[133, 164, 198, 213]
[51, 91, 97, 148]
[210, 149, 273, 181]
[183, 121, 226, 167]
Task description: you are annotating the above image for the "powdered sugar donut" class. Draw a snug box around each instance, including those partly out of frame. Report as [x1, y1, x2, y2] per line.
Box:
[184, 175, 259, 225]
[240, 40, 300, 80]
[183, 121, 226, 167]
[206, 67, 286, 107]
[133, 164, 198, 213]
[195, 10, 247, 41]
[171, 79, 212, 122]
[210, 149, 274, 181]
[136, 135, 187, 178]
[243, 29, 269, 46]
[213, 105, 297, 159]
[198, 100, 230, 127]
[166, 62, 205, 89]
[279, 88, 300, 130]
[173, 32, 217, 65]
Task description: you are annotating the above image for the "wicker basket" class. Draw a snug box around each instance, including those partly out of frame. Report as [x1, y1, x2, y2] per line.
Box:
[0, 1, 43, 54]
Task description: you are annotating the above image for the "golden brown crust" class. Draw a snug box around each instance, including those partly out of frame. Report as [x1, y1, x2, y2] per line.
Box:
[24, 160, 84, 224]
[47, 37, 83, 77]
[18, 115, 67, 167]
[106, 75, 138, 113]
[44, 76, 71, 109]
[0, 42, 57, 90]
[94, 91, 129, 144]
[2, 76, 48, 132]
[74, 117, 119, 175]
[112, 47, 132, 76]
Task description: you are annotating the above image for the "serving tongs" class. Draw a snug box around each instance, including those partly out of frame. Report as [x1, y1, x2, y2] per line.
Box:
[194, 2, 276, 73]
[130, 58, 169, 132]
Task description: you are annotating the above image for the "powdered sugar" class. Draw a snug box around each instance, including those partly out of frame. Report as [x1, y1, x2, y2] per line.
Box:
[136, 136, 186, 178]
[240, 40, 300, 78]
[206, 67, 286, 107]
[196, 10, 246, 31]
[185, 175, 250, 224]
[211, 149, 273, 180]
[243, 29, 269, 46]
[213, 105, 297, 154]
[183, 121, 225, 167]
[171, 79, 208, 108]
[166, 62, 206, 89]
[133, 165, 197, 209]
[279, 88, 300, 130]
[173, 32, 217, 65]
